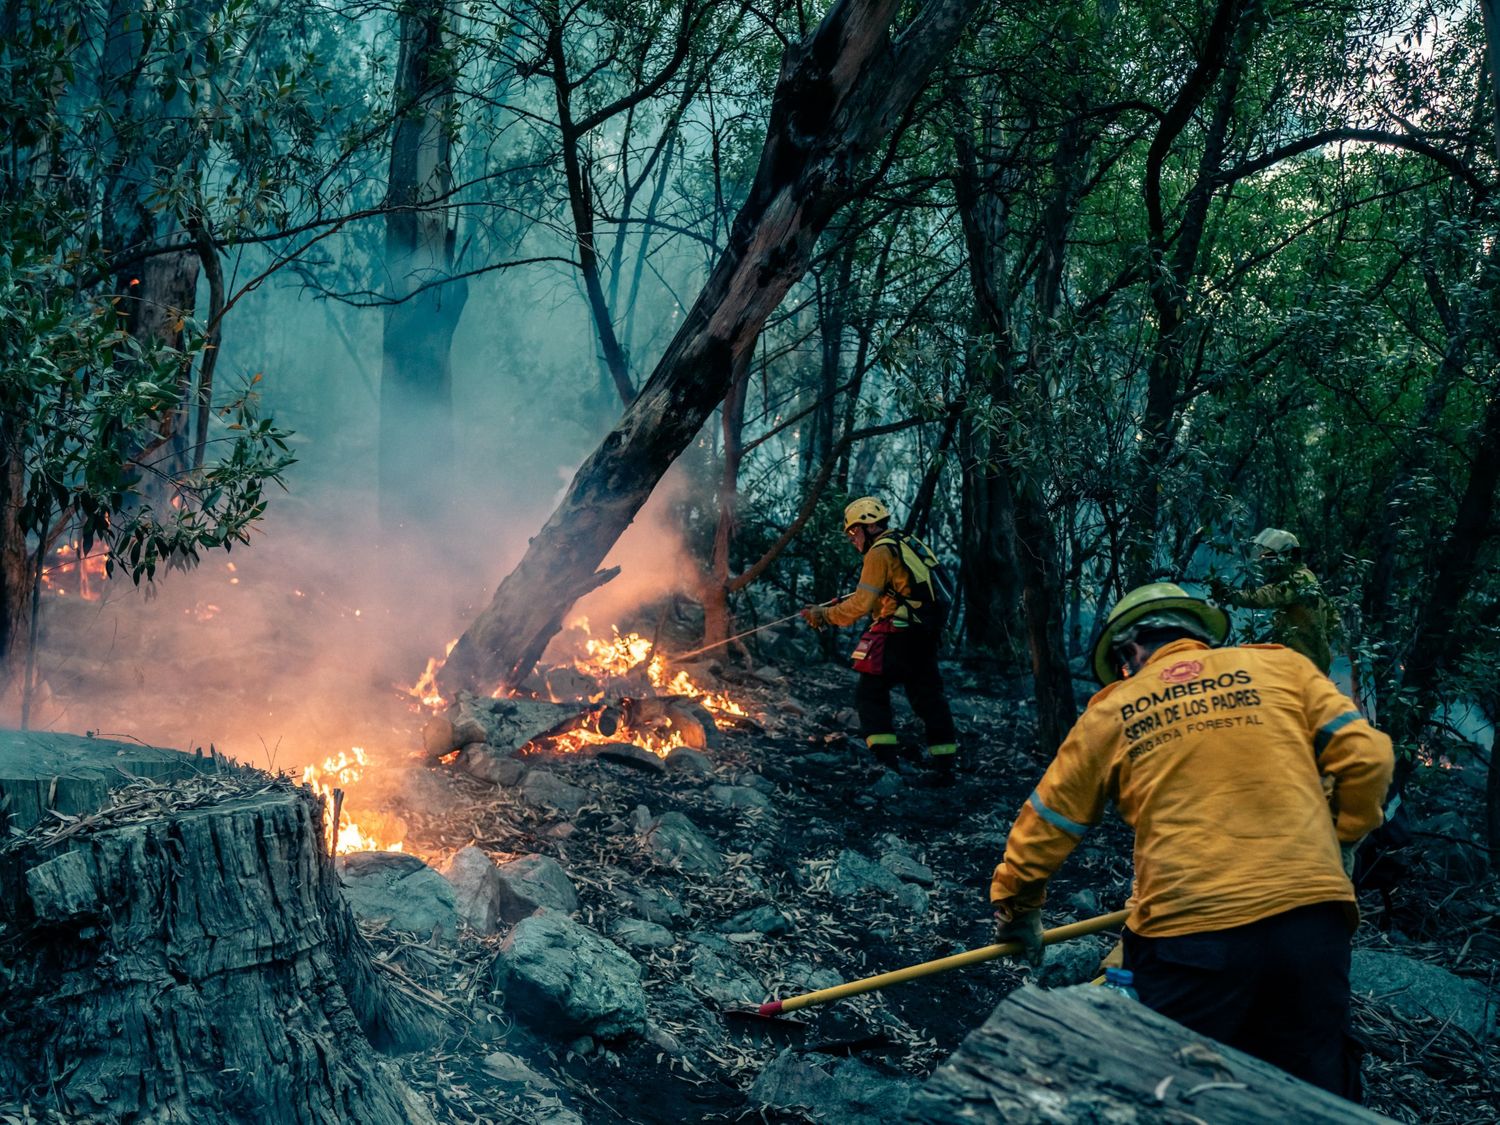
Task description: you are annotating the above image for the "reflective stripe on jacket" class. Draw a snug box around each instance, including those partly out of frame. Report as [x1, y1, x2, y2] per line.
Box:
[989, 639, 1393, 938]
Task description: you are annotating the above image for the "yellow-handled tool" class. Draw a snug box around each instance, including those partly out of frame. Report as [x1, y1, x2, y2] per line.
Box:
[756, 909, 1129, 1017]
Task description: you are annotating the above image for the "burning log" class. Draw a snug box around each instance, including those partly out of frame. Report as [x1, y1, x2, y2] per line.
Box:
[0, 749, 441, 1123]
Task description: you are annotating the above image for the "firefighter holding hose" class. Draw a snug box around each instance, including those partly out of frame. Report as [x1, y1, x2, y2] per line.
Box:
[988, 582, 1392, 1101]
[801, 497, 958, 781]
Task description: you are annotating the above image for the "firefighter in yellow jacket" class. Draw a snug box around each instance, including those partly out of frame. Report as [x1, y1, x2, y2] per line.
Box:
[989, 582, 1392, 1100]
[801, 497, 958, 777]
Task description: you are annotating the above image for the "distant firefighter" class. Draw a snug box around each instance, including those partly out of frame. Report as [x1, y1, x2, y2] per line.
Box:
[1211, 528, 1337, 674]
[801, 497, 957, 782]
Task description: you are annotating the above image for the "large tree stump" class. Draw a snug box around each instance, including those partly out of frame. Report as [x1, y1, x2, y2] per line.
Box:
[908, 985, 1392, 1124]
[0, 770, 440, 1124]
[0, 728, 208, 834]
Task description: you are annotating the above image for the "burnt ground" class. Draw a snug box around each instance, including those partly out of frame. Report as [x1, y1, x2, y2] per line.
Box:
[360, 658, 1499, 1125]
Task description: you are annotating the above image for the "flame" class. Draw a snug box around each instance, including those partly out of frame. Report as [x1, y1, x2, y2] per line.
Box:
[571, 627, 748, 719]
[407, 638, 459, 709]
[41, 542, 110, 601]
[301, 746, 407, 854]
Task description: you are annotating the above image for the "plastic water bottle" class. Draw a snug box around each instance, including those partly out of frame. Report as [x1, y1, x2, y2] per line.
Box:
[1102, 967, 1139, 1000]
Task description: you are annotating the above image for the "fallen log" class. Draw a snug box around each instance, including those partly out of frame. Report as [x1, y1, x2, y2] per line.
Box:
[908, 984, 1391, 1124]
[0, 767, 440, 1124]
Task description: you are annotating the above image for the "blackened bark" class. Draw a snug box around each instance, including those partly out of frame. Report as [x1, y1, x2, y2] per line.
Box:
[438, 0, 985, 697]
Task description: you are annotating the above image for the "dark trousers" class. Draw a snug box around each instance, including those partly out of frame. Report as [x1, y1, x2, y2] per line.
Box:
[854, 626, 956, 748]
[1122, 902, 1361, 1101]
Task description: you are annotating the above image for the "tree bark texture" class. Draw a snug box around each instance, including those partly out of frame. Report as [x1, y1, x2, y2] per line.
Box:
[438, 0, 985, 697]
[908, 985, 1392, 1124]
[0, 774, 438, 1124]
[380, 0, 468, 527]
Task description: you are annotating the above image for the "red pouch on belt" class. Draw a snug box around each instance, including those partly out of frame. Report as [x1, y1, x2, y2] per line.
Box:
[851, 618, 897, 674]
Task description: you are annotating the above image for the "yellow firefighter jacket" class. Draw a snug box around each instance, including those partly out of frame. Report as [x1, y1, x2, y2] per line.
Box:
[822, 531, 924, 629]
[989, 639, 1393, 938]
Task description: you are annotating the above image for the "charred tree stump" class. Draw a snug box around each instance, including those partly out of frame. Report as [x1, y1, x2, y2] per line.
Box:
[0, 770, 439, 1124]
[908, 985, 1391, 1124]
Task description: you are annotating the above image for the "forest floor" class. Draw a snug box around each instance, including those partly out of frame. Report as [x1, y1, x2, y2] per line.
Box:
[356, 657, 1499, 1125]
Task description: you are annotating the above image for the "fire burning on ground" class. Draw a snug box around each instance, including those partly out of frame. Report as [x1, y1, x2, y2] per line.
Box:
[300, 747, 409, 855]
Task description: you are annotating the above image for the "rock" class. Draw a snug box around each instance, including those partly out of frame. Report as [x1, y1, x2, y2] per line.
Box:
[480, 1051, 558, 1090]
[520, 769, 592, 814]
[710, 784, 773, 813]
[664, 747, 712, 776]
[596, 743, 668, 773]
[1352, 950, 1497, 1039]
[738, 771, 775, 794]
[753, 666, 786, 685]
[866, 772, 905, 798]
[827, 850, 903, 897]
[439, 846, 503, 934]
[545, 822, 576, 839]
[1035, 935, 1106, 989]
[717, 905, 793, 937]
[785, 960, 844, 991]
[626, 885, 687, 925]
[645, 1024, 684, 1054]
[895, 883, 930, 914]
[879, 852, 935, 886]
[336, 851, 458, 938]
[642, 811, 725, 876]
[459, 744, 526, 785]
[689, 947, 763, 1007]
[630, 804, 656, 831]
[496, 854, 580, 923]
[422, 717, 459, 757]
[452, 716, 489, 746]
[1064, 887, 1101, 915]
[611, 917, 675, 949]
[495, 908, 647, 1039]
[748, 1050, 916, 1124]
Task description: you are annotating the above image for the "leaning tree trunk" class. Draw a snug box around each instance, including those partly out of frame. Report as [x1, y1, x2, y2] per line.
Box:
[437, 0, 986, 697]
[0, 745, 440, 1124]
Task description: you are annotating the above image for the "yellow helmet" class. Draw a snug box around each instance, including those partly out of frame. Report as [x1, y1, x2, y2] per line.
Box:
[1090, 582, 1230, 685]
[843, 496, 891, 533]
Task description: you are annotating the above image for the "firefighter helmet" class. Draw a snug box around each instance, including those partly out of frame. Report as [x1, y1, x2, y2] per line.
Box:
[1250, 528, 1300, 558]
[843, 497, 891, 533]
[1091, 582, 1230, 685]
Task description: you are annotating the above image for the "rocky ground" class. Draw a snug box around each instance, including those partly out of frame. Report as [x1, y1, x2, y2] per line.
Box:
[334, 658, 1500, 1125]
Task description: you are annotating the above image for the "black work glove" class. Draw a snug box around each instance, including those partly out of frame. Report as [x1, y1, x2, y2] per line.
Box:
[993, 905, 1044, 968]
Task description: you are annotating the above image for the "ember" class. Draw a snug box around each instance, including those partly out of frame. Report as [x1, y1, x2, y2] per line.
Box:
[300, 747, 408, 854]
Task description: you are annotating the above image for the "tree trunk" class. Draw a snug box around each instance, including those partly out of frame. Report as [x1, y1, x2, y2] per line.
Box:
[952, 83, 1077, 747]
[1122, 0, 1251, 584]
[437, 0, 985, 697]
[0, 453, 29, 708]
[701, 353, 753, 649]
[908, 985, 1391, 1124]
[379, 0, 468, 528]
[0, 760, 438, 1123]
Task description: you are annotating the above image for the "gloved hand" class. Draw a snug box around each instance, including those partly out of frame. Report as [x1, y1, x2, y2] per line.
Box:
[993, 904, 1044, 968]
[801, 605, 828, 630]
[1208, 577, 1232, 604]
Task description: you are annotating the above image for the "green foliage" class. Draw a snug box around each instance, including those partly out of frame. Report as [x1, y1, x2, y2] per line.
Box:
[0, 205, 294, 584]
